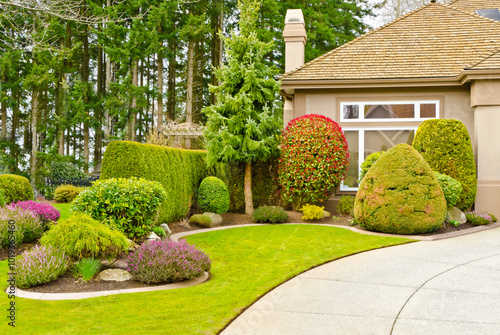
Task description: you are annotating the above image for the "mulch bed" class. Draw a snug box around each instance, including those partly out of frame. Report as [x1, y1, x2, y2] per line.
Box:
[0, 211, 485, 295]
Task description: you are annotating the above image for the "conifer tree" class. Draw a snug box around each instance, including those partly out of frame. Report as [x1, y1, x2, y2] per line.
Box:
[203, 0, 282, 214]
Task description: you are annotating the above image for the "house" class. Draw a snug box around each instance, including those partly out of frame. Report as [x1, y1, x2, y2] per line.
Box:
[281, 0, 500, 217]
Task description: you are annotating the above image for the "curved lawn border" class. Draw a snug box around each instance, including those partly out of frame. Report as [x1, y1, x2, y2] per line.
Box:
[6, 271, 209, 301]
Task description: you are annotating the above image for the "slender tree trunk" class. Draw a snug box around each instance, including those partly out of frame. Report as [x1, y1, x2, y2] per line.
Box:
[10, 83, 19, 173]
[166, 21, 176, 121]
[244, 162, 254, 214]
[0, 77, 6, 140]
[157, 52, 163, 131]
[186, 38, 194, 123]
[82, 9, 90, 174]
[30, 88, 38, 186]
[128, 59, 139, 141]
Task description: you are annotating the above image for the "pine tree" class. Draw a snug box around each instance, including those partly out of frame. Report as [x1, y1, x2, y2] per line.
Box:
[203, 0, 282, 214]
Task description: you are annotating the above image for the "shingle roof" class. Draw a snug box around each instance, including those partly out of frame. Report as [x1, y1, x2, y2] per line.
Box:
[467, 50, 500, 70]
[282, 3, 500, 81]
[450, 0, 500, 14]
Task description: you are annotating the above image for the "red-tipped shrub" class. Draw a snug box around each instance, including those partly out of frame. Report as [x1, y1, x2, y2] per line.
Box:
[278, 114, 349, 206]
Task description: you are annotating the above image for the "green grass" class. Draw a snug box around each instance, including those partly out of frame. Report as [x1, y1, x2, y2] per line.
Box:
[53, 203, 72, 221]
[0, 225, 413, 334]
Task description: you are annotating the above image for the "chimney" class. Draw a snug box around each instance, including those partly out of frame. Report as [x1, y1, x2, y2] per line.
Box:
[283, 9, 307, 73]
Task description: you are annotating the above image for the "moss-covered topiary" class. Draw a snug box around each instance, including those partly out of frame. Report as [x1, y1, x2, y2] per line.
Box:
[354, 144, 447, 235]
[0, 174, 34, 203]
[412, 119, 476, 211]
[54, 184, 86, 203]
[190, 214, 213, 227]
[198, 177, 230, 214]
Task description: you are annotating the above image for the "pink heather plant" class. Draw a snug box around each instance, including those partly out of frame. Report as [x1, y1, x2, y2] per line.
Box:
[465, 211, 497, 226]
[0, 206, 43, 247]
[10, 201, 60, 226]
[16, 245, 69, 288]
[127, 240, 211, 284]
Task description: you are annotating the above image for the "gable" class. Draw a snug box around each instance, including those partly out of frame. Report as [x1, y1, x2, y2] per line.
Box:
[282, 3, 500, 81]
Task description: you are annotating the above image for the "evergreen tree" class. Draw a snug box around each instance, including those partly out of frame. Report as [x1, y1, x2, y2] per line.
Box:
[203, 0, 282, 214]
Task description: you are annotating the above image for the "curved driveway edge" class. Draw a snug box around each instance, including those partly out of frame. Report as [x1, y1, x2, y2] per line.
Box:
[9, 272, 209, 301]
[221, 227, 500, 335]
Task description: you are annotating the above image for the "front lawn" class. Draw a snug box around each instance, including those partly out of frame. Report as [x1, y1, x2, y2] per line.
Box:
[0, 224, 413, 334]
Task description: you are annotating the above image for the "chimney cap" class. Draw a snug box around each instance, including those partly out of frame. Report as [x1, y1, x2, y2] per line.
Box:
[285, 9, 305, 25]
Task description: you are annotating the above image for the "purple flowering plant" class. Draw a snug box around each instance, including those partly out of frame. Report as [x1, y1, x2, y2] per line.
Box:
[10, 201, 60, 227]
[465, 211, 498, 226]
[127, 240, 211, 284]
[0, 206, 43, 247]
[16, 245, 69, 289]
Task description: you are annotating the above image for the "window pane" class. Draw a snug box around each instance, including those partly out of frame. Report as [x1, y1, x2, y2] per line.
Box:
[364, 104, 414, 119]
[420, 104, 436, 118]
[364, 130, 415, 158]
[343, 105, 359, 119]
[343, 131, 359, 188]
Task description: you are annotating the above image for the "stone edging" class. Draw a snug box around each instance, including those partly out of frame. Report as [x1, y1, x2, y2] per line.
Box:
[171, 221, 500, 242]
[8, 272, 209, 301]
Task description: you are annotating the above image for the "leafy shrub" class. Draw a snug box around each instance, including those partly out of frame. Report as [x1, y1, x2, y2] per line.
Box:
[465, 211, 497, 226]
[337, 195, 355, 216]
[359, 151, 385, 181]
[300, 204, 326, 221]
[40, 213, 129, 260]
[190, 214, 213, 227]
[413, 119, 476, 210]
[0, 206, 43, 247]
[354, 144, 447, 235]
[278, 114, 349, 207]
[51, 161, 87, 180]
[71, 257, 102, 281]
[10, 201, 60, 227]
[152, 226, 166, 237]
[127, 240, 211, 284]
[0, 189, 8, 207]
[54, 184, 85, 203]
[251, 205, 288, 223]
[16, 245, 69, 289]
[0, 174, 34, 203]
[72, 177, 167, 239]
[198, 177, 230, 214]
[433, 172, 462, 208]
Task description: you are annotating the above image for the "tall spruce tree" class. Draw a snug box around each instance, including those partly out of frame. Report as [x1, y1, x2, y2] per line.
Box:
[203, 0, 282, 214]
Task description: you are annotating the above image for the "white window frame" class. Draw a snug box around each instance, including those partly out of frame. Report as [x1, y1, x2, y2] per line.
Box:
[340, 100, 440, 123]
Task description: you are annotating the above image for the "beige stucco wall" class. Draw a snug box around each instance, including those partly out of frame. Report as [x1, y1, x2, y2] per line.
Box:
[292, 86, 474, 141]
[471, 80, 500, 107]
[474, 106, 500, 180]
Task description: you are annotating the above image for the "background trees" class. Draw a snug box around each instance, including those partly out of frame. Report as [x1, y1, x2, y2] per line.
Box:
[0, 0, 376, 192]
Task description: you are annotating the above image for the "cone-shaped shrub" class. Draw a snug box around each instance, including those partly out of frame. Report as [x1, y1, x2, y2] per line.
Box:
[412, 119, 476, 211]
[278, 114, 349, 206]
[354, 144, 447, 235]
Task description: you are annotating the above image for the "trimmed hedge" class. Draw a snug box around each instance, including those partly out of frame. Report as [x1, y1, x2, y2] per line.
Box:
[412, 119, 476, 211]
[0, 174, 34, 203]
[101, 141, 225, 223]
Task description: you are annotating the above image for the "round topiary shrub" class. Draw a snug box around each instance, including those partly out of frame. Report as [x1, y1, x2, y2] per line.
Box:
[251, 205, 288, 224]
[412, 119, 476, 211]
[433, 172, 462, 208]
[198, 177, 230, 214]
[359, 151, 385, 181]
[40, 213, 129, 260]
[72, 177, 167, 240]
[0, 174, 34, 203]
[54, 184, 86, 203]
[278, 114, 349, 207]
[127, 240, 211, 284]
[354, 144, 447, 235]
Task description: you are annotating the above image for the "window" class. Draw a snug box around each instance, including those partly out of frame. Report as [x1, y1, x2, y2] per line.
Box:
[339, 100, 439, 191]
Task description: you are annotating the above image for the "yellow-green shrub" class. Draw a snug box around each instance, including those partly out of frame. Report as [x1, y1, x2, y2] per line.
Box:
[54, 185, 85, 203]
[0, 174, 34, 203]
[300, 204, 325, 221]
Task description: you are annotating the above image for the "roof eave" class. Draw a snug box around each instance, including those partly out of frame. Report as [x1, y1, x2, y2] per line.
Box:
[458, 69, 500, 84]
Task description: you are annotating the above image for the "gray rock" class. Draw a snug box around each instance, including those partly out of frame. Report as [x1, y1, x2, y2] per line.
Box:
[96, 269, 132, 282]
[147, 231, 161, 241]
[445, 207, 467, 224]
[203, 212, 223, 226]
[160, 223, 171, 237]
[101, 258, 128, 270]
[322, 210, 331, 219]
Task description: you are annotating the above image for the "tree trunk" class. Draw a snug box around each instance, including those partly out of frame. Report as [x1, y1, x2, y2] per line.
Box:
[128, 59, 138, 141]
[186, 38, 194, 123]
[157, 52, 163, 132]
[0, 77, 6, 140]
[166, 27, 177, 121]
[82, 10, 90, 174]
[244, 162, 254, 214]
[30, 88, 38, 186]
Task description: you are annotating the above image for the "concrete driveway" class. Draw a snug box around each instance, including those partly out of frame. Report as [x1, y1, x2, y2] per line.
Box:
[221, 227, 500, 335]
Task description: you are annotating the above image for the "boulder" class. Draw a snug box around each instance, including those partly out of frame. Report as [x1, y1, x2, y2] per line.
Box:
[97, 269, 132, 282]
[322, 210, 331, 219]
[445, 207, 467, 224]
[147, 232, 161, 241]
[101, 258, 128, 270]
[203, 212, 223, 226]
[160, 223, 171, 237]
